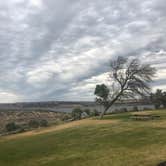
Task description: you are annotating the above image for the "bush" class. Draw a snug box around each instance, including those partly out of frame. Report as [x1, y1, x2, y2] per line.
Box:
[84, 109, 91, 116]
[90, 109, 99, 116]
[71, 107, 82, 120]
[133, 106, 139, 111]
[118, 108, 128, 113]
[61, 114, 71, 121]
[40, 119, 48, 127]
[28, 120, 39, 128]
[6, 122, 18, 132]
[143, 107, 152, 111]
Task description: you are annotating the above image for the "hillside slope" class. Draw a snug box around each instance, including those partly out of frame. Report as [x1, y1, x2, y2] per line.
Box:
[0, 110, 166, 166]
[0, 111, 68, 134]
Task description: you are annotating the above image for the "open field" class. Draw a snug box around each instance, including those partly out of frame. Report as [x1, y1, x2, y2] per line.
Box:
[0, 110, 166, 166]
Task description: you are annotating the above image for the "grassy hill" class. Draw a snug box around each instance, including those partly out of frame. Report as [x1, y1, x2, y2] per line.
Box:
[0, 110, 166, 166]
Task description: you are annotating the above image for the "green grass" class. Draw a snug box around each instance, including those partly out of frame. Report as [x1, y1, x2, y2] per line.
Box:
[0, 110, 166, 166]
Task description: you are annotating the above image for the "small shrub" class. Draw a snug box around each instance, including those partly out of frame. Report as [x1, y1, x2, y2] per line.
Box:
[90, 109, 99, 116]
[71, 107, 82, 120]
[61, 114, 71, 121]
[133, 106, 139, 111]
[40, 119, 48, 127]
[143, 107, 152, 111]
[6, 122, 18, 132]
[84, 109, 91, 116]
[28, 120, 39, 128]
[18, 127, 26, 133]
[119, 108, 128, 113]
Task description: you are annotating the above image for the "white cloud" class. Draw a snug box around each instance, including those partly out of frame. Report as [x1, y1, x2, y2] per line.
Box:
[29, 0, 43, 8]
[0, 90, 21, 103]
[0, 0, 166, 102]
[155, 69, 166, 80]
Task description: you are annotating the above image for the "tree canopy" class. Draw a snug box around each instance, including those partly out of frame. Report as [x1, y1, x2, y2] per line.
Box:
[151, 89, 166, 108]
[94, 56, 156, 118]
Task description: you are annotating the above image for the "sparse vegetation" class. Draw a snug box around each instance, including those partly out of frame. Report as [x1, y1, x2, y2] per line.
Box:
[0, 110, 71, 135]
[84, 108, 91, 116]
[71, 107, 99, 120]
[120, 107, 128, 112]
[151, 89, 166, 108]
[0, 110, 166, 166]
[60, 114, 72, 121]
[90, 109, 100, 116]
[133, 106, 139, 111]
[5, 122, 18, 132]
[28, 120, 40, 128]
[71, 107, 82, 120]
[39, 119, 48, 127]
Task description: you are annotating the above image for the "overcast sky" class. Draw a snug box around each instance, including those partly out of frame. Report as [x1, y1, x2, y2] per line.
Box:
[0, 0, 166, 103]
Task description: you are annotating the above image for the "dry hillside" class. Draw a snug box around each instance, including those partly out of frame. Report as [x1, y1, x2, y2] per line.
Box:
[0, 110, 69, 134]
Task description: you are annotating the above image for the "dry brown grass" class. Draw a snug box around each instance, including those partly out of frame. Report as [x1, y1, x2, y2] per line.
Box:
[1, 118, 118, 141]
[0, 110, 166, 166]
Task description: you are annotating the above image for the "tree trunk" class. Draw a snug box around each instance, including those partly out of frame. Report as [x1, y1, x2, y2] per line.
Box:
[100, 90, 123, 119]
[100, 106, 110, 119]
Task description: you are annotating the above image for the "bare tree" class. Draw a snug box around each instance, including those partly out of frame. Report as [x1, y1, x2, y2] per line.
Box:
[94, 56, 156, 119]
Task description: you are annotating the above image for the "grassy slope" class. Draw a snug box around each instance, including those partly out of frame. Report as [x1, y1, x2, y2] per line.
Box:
[0, 110, 166, 166]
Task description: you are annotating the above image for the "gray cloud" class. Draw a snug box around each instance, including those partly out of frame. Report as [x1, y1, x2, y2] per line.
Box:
[0, 0, 166, 102]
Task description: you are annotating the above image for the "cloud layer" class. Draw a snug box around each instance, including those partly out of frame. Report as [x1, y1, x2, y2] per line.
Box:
[0, 0, 166, 102]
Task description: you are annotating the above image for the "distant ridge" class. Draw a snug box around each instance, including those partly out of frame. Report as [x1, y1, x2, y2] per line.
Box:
[0, 99, 153, 113]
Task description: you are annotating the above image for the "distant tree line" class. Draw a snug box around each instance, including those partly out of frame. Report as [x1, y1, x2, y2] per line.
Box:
[151, 89, 166, 109]
[71, 107, 99, 120]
